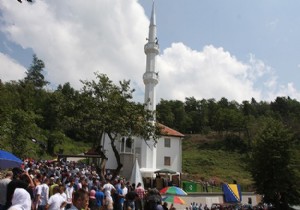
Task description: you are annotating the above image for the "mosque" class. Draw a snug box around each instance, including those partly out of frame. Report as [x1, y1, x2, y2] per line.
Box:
[101, 2, 184, 185]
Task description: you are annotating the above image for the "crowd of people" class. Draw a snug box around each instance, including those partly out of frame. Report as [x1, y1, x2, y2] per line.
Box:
[0, 159, 179, 210]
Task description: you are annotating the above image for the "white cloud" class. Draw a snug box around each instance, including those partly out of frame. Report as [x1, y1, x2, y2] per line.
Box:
[266, 83, 300, 101]
[0, 0, 300, 103]
[157, 43, 262, 102]
[0, 52, 26, 81]
[0, 0, 148, 93]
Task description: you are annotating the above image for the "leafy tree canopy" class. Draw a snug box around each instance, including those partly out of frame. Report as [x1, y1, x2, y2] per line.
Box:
[249, 118, 300, 209]
[24, 54, 49, 89]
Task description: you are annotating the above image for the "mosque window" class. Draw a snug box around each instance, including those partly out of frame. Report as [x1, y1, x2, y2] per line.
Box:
[164, 138, 171, 147]
[164, 156, 171, 166]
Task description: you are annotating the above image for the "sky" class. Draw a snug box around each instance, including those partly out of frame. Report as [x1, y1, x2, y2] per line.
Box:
[1, 0, 300, 104]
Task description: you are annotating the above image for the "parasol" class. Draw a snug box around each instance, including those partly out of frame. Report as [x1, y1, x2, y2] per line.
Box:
[160, 186, 187, 196]
[162, 195, 186, 205]
[0, 150, 23, 170]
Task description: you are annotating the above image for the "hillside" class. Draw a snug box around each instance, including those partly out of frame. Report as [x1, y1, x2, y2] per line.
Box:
[182, 133, 254, 189]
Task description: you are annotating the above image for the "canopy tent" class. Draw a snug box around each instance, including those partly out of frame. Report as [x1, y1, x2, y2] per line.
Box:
[154, 168, 177, 174]
[139, 167, 159, 178]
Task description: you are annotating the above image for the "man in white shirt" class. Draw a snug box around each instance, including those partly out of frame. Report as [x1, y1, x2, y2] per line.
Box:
[65, 179, 75, 209]
[36, 178, 50, 210]
[45, 186, 66, 210]
[122, 182, 128, 197]
[103, 179, 115, 194]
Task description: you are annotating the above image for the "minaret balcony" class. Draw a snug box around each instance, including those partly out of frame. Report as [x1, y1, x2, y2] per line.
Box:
[143, 72, 159, 85]
[144, 42, 159, 54]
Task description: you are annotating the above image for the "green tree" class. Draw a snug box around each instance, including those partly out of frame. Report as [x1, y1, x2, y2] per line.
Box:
[156, 99, 175, 127]
[24, 54, 49, 89]
[249, 118, 300, 209]
[46, 130, 65, 155]
[1, 109, 41, 158]
[80, 73, 159, 178]
[184, 97, 205, 133]
[54, 83, 84, 141]
[157, 99, 191, 133]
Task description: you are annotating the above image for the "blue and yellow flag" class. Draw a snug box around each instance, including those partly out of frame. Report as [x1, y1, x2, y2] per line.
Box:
[222, 184, 242, 203]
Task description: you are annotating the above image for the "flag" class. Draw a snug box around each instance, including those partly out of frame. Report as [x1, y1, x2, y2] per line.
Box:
[222, 184, 242, 203]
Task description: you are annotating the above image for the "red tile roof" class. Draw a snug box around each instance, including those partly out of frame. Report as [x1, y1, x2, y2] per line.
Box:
[158, 123, 185, 137]
[85, 148, 99, 155]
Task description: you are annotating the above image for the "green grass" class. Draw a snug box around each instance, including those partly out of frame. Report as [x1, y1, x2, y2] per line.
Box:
[56, 138, 92, 155]
[182, 134, 254, 188]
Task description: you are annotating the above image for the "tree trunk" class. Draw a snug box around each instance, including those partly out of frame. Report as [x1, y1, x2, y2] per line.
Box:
[98, 158, 107, 181]
[108, 133, 123, 180]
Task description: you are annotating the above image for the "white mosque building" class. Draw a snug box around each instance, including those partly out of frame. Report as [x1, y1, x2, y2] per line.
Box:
[101, 2, 184, 184]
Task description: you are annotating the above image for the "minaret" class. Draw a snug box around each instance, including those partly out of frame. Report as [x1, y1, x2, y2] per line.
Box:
[143, 1, 159, 115]
[140, 1, 159, 171]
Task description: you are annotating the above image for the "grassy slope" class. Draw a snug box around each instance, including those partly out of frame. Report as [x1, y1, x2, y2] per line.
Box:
[182, 134, 254, 187]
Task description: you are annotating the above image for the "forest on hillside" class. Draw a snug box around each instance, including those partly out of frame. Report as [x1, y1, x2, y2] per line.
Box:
[156, 93, 300, 152]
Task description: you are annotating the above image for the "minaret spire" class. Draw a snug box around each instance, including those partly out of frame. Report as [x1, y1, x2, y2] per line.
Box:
[150, 1, 156, 28]
[143, 0, 159, 117]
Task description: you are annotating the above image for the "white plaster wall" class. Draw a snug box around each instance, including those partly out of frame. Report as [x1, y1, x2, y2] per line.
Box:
[156, 136, 182, 172]
[102, 133, 118, 170]
[103, 134, 182, 175]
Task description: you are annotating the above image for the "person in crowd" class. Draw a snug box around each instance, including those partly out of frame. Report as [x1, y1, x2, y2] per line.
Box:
[114, 179, 121, 189]
[48, 177, 54, 193]
[49, 178, 61, 197]
[122, 181, 128, 197]
[144, 188, 163, 210]
[65, 179, 75, 209]
[95, 186, 105, 210]
[113, 183, 125, 210]
[76, 176, 83, 189]
[45, 186, 66, 210]
[104, 190, 114, 210]
[126, 181, 133, 192]
[19, 172, 36, 207]
[88, 190, 98, 210]
[34, 178, 50, 210]
[67, 189, 89, 210]
[162, 202, 168, 210]
[6, 168, 35, 209]
[135, 183, 145, 210]
[89, 177, 99, 191]
[103, 179, 115, 194]
[60, 185, 67, 210]
[125, 189, 138, 210]
[32, 176, 41, 209]
[131, 183, 136, 191]
[8, 188, 31, 210]
[77, 176, 88, 191]
[0, 171, 13, 210]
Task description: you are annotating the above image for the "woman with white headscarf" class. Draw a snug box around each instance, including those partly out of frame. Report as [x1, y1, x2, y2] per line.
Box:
[8, 188, 31, 210]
